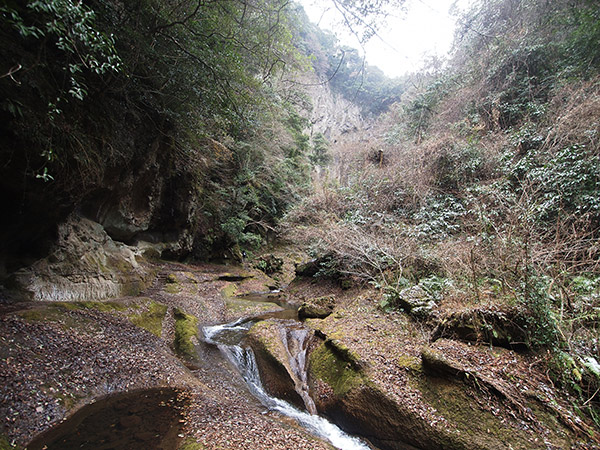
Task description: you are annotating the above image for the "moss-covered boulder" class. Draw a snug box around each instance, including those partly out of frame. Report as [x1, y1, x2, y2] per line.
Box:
[173, 308, 199, 360]
[307, 335, 466, 450]
[298, 295, 335, 320]
[431, 306, 530, 349]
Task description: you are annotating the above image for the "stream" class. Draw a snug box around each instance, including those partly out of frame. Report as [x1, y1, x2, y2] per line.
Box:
[203, 297, 372, 450]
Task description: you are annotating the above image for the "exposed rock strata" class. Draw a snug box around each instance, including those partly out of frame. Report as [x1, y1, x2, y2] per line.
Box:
[10, 214, 152, 302]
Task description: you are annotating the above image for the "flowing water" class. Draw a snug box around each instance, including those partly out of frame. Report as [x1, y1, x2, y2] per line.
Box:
[203, 317, 372, 450]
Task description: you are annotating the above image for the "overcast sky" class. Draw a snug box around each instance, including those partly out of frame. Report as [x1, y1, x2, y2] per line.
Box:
[298, 0, 475, 77]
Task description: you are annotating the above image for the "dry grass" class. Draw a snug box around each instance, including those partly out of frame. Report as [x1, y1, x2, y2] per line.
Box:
[545, 79, 600, 153]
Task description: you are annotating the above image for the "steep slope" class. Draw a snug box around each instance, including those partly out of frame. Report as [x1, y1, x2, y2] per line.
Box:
[282, 0, 600, 442]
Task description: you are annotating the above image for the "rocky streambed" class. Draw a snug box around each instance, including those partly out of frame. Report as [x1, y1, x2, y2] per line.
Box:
[1, 244, 599, 449]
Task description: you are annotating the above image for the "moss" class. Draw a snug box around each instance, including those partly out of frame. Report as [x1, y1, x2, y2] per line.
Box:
[309, 341, 365, 396]
[397, 354, 423, 373]
[0, 435, 19, 450]
[174, 308, 199, 359]
[18, 308, 62, 322]
[414, 374, 555, 449]
[166, 273, 178, 283]
[165, 282, 182, 294]
[129, 301, 168, 337]
[249, 321, 282, 356]
[220, 284, 238, 298]
[179, 438, 205, 450]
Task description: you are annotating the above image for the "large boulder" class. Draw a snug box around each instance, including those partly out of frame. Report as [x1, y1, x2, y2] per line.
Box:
[392, 285, 436, 319]
[303, 300, 584, 450]
[431, 306, 530, 349]
[298, 295, 335, 320]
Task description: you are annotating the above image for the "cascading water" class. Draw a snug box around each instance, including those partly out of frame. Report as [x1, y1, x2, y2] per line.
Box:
[279, 325, 318, 415]
[203, 319, 371, 450]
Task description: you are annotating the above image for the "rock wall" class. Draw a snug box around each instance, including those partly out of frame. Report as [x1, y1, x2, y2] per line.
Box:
[11, 214, 152, 302]
[304, 79, 366, 143]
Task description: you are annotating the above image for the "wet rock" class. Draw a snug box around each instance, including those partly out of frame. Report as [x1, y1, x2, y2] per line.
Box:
[298, 295, 335, 320]
[245, 320, 314, 411]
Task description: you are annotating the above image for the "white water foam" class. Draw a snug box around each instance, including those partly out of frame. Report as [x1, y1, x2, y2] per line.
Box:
[202, 322, 372, 450]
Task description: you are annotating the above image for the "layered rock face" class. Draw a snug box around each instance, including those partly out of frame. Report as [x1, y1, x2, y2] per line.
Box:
[10, 214, 152, 302]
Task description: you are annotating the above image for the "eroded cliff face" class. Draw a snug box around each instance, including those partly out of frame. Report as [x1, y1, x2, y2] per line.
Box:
[304, 79, 366, 143]
[0, 62, 369, 304]
[10, 214, 153, 302]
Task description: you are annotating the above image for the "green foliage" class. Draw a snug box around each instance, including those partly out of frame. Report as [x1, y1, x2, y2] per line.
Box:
[564, 1, 600, 76]
[0, 0, 121, 179]
[0, 0, 320, 259]
[506, 143, 600, 223]
[2, 0, 121, 103]
[519, 274, 560, 349]
[402, 75, 452, 141]
[570, 275, 600, 295]
[549, 351, 600, 429]
[529, 145, 600, 221]
[411, 195, 466, 240]
[303, 22, 405, 115]
[432, 144, 487, 191]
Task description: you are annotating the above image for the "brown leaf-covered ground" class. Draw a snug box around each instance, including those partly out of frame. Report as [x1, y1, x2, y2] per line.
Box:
[0, 260, 333, 449]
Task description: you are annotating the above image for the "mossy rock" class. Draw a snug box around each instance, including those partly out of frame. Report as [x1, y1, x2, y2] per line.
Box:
[307, 339, 453, 450]
[56, 300, 129, 312]
[166, 273, 178, 284]
[220, 284, 238, 298]
[179, 438, 205, 450]
[308, 340, 365, 397]
[165, 275, 182, 294]
[298, 295, 335, 320]
[431, 307, 529, 350]
[173, 308, 199, 359]
[0, 435, 19, 450]
[17, 305, 96, 331]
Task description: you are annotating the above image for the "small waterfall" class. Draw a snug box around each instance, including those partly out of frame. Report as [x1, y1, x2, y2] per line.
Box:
[279, 325, 318, 415]
[203, 320, 371, 450]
